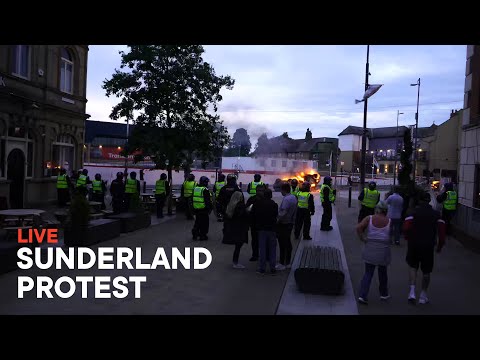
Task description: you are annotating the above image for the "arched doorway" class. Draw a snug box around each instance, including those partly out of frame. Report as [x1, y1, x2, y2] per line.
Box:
[7, 148, 25, 209]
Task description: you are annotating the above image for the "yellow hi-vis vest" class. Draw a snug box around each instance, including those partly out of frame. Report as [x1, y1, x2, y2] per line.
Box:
[193, 186, 206, 210]
[183, 181, 196, 198]
[443, 191, 457, 211]
[291, 186, 299, 196]
[57, 174, 68, 189]
[249, 181, 264, 195]
[76, 174, 87, 188]
[320, 184, 335, 203]
[125, 178, 137, 194]
[362, 188, 379, 208]
[215, 181, 225, 197]
[92, 180, 103, 193]
[297, 191, 310, 208]
[155, 179, 166, 195]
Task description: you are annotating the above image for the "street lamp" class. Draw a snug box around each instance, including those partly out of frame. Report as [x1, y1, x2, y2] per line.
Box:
[410, 78, 421, 181]
[359, 45, 370, 189]
[394, 110, 404, 186]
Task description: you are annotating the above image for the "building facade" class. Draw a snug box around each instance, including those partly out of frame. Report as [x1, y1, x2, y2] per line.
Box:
[0, 45, 88, 208]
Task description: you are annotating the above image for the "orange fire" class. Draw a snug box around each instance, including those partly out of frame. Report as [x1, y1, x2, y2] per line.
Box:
[282, 170, 320, 191]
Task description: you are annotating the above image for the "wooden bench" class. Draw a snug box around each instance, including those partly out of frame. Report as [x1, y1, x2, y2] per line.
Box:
[294, 246, 345, 295]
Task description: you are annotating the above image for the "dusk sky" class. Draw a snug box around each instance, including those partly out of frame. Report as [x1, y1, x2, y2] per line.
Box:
[86, 45, 466, 145]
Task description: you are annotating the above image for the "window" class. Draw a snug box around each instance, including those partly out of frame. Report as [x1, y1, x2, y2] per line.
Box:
[271, 160, 276, 167]
[11, 45, 30, 79]
[282, 160, 287, 168]
[60, 48, 74, 94]
[259, 159, 266, 167]
[52, 134, 75, 177]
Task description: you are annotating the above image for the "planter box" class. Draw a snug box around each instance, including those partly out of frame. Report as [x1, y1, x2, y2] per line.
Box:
[106, 211, 151, 233]
[64, 219, 122, 247]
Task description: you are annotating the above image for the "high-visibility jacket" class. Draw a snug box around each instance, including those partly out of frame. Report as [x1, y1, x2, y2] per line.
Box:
[320, 184, 335, 203]
[249, 181, 264, 195]
[297, 191, 310, 208]
[125, 178, 138, 194]
[443, 191, 457, 211]
[291, 186, 299, 196]
[362, 188, 379, 208]
[76, 174, 87, 188]
[215, 181, 225, 197]
[57, 174, 68, 189]
[92, 180, 103, 193]
[183, 181, 196, 198]
[155, 179, 166, 195]
[193, 186, 206, 210]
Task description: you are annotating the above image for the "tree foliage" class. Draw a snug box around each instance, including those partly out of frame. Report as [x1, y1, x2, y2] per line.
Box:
[223, 128, 251, 156]
[254, 133, 270, 155]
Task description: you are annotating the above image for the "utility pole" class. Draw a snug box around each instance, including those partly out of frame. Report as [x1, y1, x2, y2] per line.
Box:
[360, 45, 370, 189]
[411, 78, 421, 181]
[394, 110, 403, 187]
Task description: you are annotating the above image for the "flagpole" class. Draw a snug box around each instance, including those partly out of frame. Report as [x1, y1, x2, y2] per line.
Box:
[360, 45, 370, 189]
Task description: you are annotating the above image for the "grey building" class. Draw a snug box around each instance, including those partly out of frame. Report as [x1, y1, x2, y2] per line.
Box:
[0, 45, 89, 208]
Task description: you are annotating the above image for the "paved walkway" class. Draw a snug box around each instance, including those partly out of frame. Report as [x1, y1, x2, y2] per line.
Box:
[276, 193, 358, 315]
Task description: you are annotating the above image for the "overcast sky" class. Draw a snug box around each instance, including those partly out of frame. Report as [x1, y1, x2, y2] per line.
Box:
[86, 45, 466, 145]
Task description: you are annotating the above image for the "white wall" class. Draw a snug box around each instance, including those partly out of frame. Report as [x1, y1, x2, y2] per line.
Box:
[339, 134, 366, 152]
[221, 157, 318, 175]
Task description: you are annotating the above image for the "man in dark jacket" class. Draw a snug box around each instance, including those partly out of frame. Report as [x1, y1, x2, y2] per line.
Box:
[56, 168, 71, 207]
[92, 173, 107, 210]
[403, 192, 446, 305]
[192, 176, 213, 241]
[251, 188, 278, 275]
[213, 173, 226, 222]
[246, 184, 265, 261]
[217, 174, 242, 218]
[181, 173, 197, 220]
[124, 171, 140, 212]
[110, 172, 125, 214]
[294, 181, 315, 240]
[320, 176, 336, 231]
[155, 173, 170, 218]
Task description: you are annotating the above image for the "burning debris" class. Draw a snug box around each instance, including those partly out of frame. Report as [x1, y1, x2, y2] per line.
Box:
[282, 170, 321, 191]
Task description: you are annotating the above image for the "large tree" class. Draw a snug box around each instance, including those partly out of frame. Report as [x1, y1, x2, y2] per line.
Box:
[103, 45, 234, 214]
[254, 133, 270, 155]
[223, 128, 251, 156]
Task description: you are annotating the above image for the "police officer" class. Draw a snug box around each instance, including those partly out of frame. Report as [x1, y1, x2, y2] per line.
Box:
[124, 171, 140, 211]
[155, 173, 170, 218]
[181, 174, 197, 220]
[247, 174, 264, 195]
[294, 181, 315, 240]
[76, 169, 90, 197]
[56, 168, 71, 207]
[290, 179, 300, 196]
[217, 174, 242, 220]
[110, 172, 125, 214]
[320, 176, 336, 231]
[192, 176, 213, 241]
[358, 181, 380, 223]
[436, 182, 457, 235]
[214, 173, 226, 222]
[92, 173, 107, 210]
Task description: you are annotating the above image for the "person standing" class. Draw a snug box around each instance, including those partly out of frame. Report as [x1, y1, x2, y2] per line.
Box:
[76, 169, 90, 197]
[403, 192, 446, 305]
[276, 182, 297, 270]
[110, 172, 125, 214]
[223, 191, 249, 268]
[155, 173, 170, 218]
[92, 173, 107, 210]
[320, 176, 336, 231]
[357, 181, 380, 223]
[247, 173, 264, 196]
[246, 184, 265, 261]
[436, 182, 457, 236]
[181, 173, 196, 220]
[290, 179, 300, 196]
[252, 188, 278, 274]
[294, 181, 315, 240]
[56, 168, 71, 207]
[124, 171, 140, 211]
[386, 187, 404, 245]
[213, 173, 226, 222]
[191, 176, 212, 241]
[356, 201, 392, 305]
[217, 174, 242, 224]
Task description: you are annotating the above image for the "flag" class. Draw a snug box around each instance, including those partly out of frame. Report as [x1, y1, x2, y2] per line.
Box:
[355, 84, 383, 104]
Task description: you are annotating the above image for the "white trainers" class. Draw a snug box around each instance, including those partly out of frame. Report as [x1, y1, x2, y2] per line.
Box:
[419, 291, 429, 304]
[233, 263, 245, 269]
[380, 295, 391, 301]
[275, 264, 286, 271]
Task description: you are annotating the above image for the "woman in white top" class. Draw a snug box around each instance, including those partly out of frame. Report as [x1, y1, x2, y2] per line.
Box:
[356, 201, 391, 305]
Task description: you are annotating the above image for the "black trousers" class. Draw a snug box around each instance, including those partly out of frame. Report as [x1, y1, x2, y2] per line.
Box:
[233, 243, 243, 263]
[321, 203, 333, 229]
[92, 192, 106, 210]
[185, 197, 194, 219]
[295, 208, 311, 237]
[216, 201, 223, 220]
[251, 228, 258, 258]
[442, 209, 455, 235]
[358, 205, 375, 223]
[124, 193, 132, 212]
[155, 194, 166, 218]
[57, 189, 70, 207]
[112, 196, 124, 214]
[193, 211, 209, 238]
[277, 223, 293, 265]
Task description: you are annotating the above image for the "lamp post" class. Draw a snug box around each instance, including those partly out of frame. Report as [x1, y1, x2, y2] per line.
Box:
[393, 110, 404, 187]
[410, 78, 421, 181]
[360, 45, 370, 189]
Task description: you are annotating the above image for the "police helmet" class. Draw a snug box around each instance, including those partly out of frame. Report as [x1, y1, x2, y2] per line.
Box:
[254, 173, 261, 182]
[301, 182, 310, 192]
[187, 173, 195, 181]
[369, 181, 376, 190]
[324, 176, 332, 184]
[218, 174, 226, 182]
[160, 173, 167, 180]
[199, 176, 209, 187]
